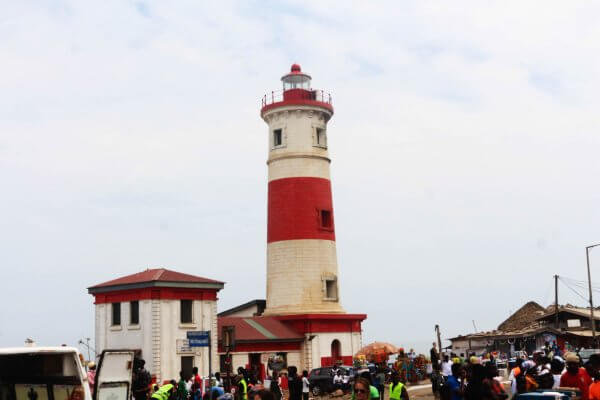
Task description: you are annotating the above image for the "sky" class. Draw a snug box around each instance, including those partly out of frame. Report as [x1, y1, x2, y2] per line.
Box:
[1, 1, 600, 355]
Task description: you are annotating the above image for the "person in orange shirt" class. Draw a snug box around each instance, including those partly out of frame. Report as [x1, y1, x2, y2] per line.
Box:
[561, 353, 592, 400]
[588, 354, 600, 400]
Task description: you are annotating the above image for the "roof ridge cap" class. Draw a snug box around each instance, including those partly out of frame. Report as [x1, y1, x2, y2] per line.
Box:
[153, 268, 166, 281]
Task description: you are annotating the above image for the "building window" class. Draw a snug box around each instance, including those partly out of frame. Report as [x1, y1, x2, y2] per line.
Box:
[319, 209, 333, 230]
[181, 356, 194, 380]
[567, 319, 581, 328]
[323, 277, 338, 301]
[130, 301, 139, 325]
[315, 128, 327, 148]
[111, 303, 121, 326]
[181, 300, 193, 323]
[273, 129, 283, 147]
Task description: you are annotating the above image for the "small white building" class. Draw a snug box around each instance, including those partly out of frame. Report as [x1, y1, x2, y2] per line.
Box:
[88, 268, 224, 382]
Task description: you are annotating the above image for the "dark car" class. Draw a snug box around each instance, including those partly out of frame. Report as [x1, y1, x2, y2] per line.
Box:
[308, 366, 351, 396]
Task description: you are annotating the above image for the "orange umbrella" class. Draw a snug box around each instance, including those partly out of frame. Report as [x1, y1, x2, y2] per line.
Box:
[355, 342, 398, 361]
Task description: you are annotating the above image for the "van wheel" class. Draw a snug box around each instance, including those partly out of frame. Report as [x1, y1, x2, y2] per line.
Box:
[311, 386, 321, 396]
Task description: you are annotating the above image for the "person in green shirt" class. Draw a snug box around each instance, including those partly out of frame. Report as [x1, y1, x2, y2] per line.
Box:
[151, 384, 174, 400]
[389, 373, 409, 400]
[177, 371, 188, 400]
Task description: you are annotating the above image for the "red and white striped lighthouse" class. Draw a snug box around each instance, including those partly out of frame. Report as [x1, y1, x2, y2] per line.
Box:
[259, 64, 366, 369]
[261, 64, 344, 316]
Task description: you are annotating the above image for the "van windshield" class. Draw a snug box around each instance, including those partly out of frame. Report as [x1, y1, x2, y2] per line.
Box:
[0, 353, 84, 400]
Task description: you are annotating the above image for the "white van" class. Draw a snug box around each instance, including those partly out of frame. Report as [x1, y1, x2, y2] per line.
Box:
[0, 347, 135, 400]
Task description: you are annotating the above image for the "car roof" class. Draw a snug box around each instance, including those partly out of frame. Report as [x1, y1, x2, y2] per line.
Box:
[0, 346, 79, 355]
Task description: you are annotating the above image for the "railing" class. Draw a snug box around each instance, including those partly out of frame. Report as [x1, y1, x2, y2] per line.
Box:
[261, 89, 333, 108]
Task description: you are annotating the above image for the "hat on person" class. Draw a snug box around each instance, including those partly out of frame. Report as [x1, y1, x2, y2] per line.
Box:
[88, 361, 96, 369]
[565, 353, 580, 363]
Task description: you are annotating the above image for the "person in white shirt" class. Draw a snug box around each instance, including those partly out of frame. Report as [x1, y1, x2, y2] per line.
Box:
[333, 370, 344, 391]
[301, 370, 310, 400]
[441, 355, 453, 377]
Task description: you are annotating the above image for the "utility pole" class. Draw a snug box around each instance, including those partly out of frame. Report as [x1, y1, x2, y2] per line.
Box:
[587, 244, 600, 348]
[555, 275, 559, 329]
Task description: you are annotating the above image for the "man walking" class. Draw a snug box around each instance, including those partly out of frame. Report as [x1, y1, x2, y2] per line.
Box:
[133, 359, 151, 400]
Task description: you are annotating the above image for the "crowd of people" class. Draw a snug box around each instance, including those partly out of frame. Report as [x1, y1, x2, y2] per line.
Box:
[429, 341, 600, 400]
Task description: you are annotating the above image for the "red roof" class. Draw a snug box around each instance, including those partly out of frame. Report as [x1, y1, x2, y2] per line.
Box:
[89, 268, 223, 289]
[218, 316, 304, 342]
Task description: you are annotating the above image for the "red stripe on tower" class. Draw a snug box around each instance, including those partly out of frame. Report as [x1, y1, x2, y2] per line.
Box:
[268, 177, 335, 243]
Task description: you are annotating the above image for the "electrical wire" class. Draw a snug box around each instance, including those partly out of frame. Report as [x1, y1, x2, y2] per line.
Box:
[559, 277, 589, 303]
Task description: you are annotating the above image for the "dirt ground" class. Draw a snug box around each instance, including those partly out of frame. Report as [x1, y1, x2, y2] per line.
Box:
[311, 383, 437, 400]
[313, 382, 511, 400]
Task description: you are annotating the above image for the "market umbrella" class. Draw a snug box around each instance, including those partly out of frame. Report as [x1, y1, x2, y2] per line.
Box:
[355, 342, 398, 361]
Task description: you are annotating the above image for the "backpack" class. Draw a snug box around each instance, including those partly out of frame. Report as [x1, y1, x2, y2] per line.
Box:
[439, 382, 452, 400]
[515, 373, 528, 394]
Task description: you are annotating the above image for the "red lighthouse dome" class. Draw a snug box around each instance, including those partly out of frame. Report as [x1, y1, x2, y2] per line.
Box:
[260, 64, 333, 116]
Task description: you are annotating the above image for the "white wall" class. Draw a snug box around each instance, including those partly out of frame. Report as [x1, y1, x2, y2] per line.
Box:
[95, 300, 153, 367]
[159, 299, 217, 382]
[95, 298, 218, 382]
[309, 332, 361, 368]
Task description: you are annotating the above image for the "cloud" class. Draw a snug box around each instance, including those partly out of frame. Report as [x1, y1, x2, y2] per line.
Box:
[1, 1, 600, 352]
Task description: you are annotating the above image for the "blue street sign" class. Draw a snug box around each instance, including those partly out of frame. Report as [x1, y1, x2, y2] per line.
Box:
[187, 331, 210, 347]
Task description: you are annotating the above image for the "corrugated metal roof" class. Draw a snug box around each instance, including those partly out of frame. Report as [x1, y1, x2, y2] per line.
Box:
[218, 316, 304, 342]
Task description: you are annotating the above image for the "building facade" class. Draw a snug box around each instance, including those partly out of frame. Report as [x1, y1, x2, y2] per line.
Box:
[89, 268, 224, 382]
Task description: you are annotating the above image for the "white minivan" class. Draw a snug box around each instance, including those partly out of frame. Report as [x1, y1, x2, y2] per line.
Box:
[0, 347, 135, 400]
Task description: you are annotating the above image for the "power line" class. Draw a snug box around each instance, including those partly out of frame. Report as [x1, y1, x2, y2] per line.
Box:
[559, 277, 589, 303]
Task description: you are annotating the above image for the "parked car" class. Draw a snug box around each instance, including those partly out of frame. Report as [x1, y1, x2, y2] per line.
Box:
[308, 366, 352, 396]
[579, 348, 600, 363]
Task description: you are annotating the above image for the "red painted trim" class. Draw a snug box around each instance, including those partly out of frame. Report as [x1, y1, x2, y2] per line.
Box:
[261, 89, 333, 116]
[268, 177, 335, 243]
[92, 287, 218, 304]
[275, 314, 367, 334]
[276, 314, 368, 321]
[217, 341, 302, 353]
[321, 356, 353, 367]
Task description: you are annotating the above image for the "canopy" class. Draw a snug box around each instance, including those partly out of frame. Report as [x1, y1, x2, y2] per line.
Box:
[355, 342, 398, 361]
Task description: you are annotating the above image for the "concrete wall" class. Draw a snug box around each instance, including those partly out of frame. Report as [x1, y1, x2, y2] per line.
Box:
[95, 299, 218, 382]
[309, 332, 361, 369]
[95, 300, 153, 364]
[266, 239, 343, 315]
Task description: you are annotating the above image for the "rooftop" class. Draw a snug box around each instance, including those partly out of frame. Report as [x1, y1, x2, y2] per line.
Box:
[218, 299, 266, 317]
[218, 316, 304, 342]
[88, 268, 224, 293]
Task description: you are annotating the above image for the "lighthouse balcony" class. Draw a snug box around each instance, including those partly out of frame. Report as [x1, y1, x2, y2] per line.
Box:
[261, 88, 333, 115]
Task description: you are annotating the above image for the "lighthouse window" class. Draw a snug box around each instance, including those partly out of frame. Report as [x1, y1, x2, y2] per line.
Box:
[323, 278, 338, 301]
[319, 209, 333, 230]
[273, 129, 283, 147]
[316, 128, 326, 147]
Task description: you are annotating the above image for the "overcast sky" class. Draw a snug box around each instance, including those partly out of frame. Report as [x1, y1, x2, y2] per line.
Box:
[2, 1, 600, 354]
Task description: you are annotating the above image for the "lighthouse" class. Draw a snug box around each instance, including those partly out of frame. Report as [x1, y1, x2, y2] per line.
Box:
[258, 64, 366, 369]
[261, 64, 343, 315]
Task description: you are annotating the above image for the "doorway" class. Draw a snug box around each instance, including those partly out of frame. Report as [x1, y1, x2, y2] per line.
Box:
[331, 340, 341, 363]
